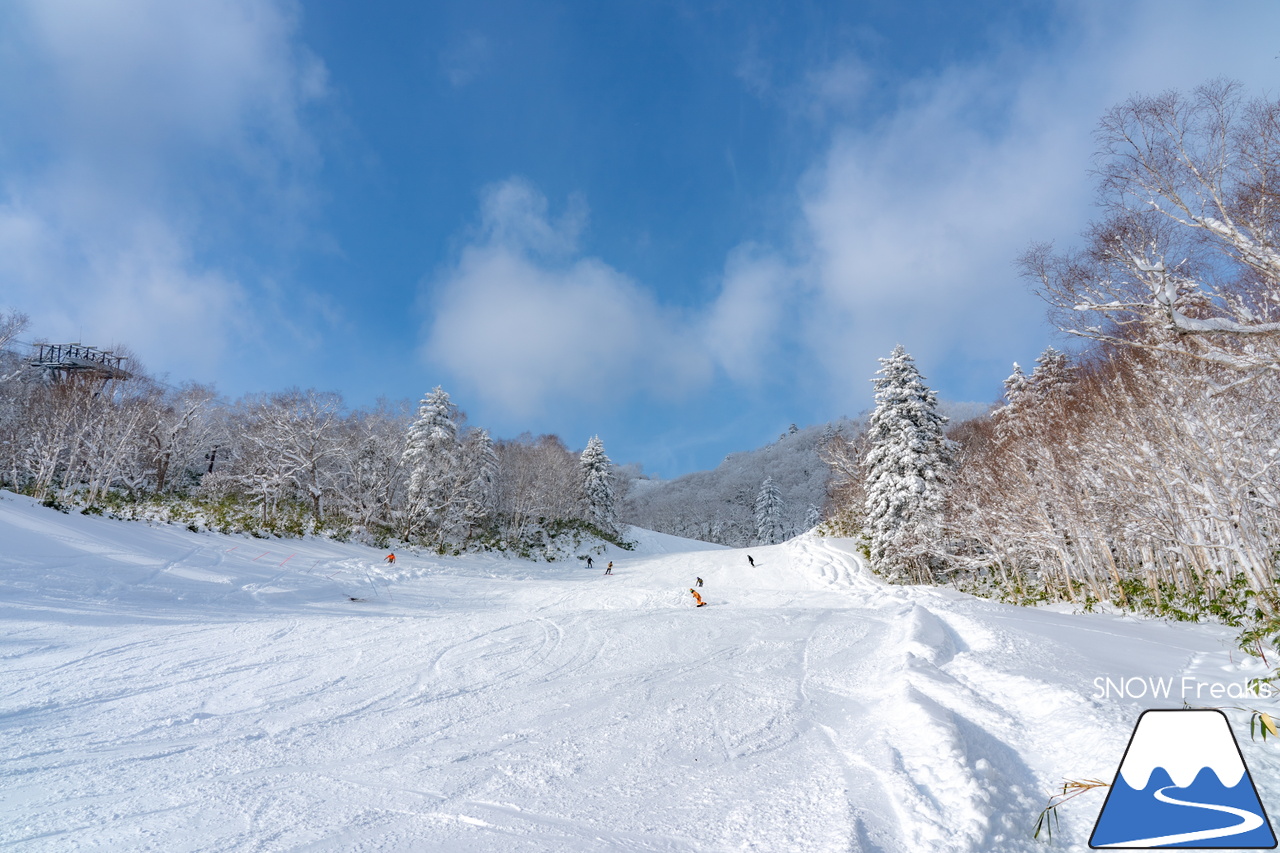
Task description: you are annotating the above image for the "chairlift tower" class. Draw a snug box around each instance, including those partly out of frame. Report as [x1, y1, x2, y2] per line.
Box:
[29, 342, 132, 386]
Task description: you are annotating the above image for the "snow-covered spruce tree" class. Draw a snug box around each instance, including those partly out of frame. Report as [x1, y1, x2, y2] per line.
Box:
[863, 345, 952, 582]
[401, 387, 462, 544]
[754, 476, 785, 545]
[579, 435, 618, 537]
[457, 427, 499, 538]
[993, 362, 1029, 442]
[992, 347, 1075, 451]
[1030, 346, 1072, 398]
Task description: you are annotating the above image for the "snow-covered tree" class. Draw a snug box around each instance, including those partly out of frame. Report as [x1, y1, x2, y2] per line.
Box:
[143, 383, 219, 495]
[1004, 362, 1028, 399]
[272, 389, 345, 522]
[994, 348, 1074, 443]
[1024, 82, 1280, 387]
[621, 419, 847, 547]
[494, 433, 582, 540]
[579, 435, 617, 536]
[0, 309, 26, 352]
[993, 363, 1028, 441]
[754, 476, 785, 545]
[229, 393, 305, 527]
[1029, 347, 1073, 402]
[862, 345, 951, 582]
[332, 400, 412, 532]
[457, 427, 499, 536]
[401, 387, 462, 543]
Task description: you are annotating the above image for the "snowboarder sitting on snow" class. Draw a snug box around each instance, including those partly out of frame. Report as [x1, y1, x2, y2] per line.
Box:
[384, 553, 396, 565]
[689, 589, 707, 607]
[605, 561, 613, 575]
[695, 577, 703, 587]
[747, 555, 755, 567]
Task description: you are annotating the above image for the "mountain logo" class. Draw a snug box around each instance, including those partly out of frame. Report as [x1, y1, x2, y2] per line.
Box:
[1090, 709, 1276, 848]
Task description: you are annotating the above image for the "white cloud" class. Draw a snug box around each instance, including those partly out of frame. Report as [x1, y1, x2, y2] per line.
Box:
[789, 0, 1280, 406]
[441, 32, 493, 88]
[474, 178, 587, 259]
[16, 0, 325, 171]
[738, 43, 872, 125]
[0, 194, 251, 376]
[424, 1, 1280, 425]
[424, 179, 710, 417]
[801, 55, 872, 123]
[0, 0, 325, 380]
[701, 244, 796, 385]
[798, 62, 1089, 388]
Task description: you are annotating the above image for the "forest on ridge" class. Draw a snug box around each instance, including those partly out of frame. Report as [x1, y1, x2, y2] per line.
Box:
[3, 81, 1279, 641]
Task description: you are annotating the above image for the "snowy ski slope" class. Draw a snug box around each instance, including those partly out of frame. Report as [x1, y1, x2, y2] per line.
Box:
[2, 490, 1277, 852]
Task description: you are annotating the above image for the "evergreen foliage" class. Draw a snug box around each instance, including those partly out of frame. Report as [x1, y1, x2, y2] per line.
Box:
[862, 345, 951, 583]
[460, 428, 499, 536]
[402, 387, 463, 544]
[620, 420, 850, 546]
[579, 435, 617, 537]
[754, 476, 785, 544]
[0, 325, 623, 559]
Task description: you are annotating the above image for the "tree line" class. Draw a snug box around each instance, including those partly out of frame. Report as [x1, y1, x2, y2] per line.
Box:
[827, 81, 1280, 640]
[0, 322, 622, 557]
[621, 421, 837, 547]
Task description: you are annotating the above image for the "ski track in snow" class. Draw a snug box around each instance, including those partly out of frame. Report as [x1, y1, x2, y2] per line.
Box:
[1, 491, 1278, 851]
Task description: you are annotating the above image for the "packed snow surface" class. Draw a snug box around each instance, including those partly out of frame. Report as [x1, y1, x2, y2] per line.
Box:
[2, 490, 1278, 851]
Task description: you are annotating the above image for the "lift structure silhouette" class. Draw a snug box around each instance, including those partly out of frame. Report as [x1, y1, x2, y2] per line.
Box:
[28, 343, 132, 385]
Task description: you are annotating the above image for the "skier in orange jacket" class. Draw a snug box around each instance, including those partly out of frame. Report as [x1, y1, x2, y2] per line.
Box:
[385, 553, 396, 565]
[689, 588, 707, 607]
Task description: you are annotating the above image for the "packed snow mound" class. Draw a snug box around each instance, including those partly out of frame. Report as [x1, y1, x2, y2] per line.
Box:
[4, 489, 1280, 852]
[623, 525, 729, 555]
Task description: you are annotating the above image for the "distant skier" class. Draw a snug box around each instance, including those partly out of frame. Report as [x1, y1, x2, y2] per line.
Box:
[747, 555, 755, 567]
[384, 553, 396, 565]
[695, 577, 703, 588]
[689, 588, 707, 607]
[605, 561, 613, 575]
[586, 556, 594, 569]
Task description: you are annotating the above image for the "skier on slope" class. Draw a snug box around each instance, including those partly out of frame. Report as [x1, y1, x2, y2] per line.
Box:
[586, 556, 594, 569]
[689, 589, 707, 607]
[605, 561, 613, 575]
[695, 577, 703, 588]
[385, 553, 396, 565]
[747, 555, 755, 567]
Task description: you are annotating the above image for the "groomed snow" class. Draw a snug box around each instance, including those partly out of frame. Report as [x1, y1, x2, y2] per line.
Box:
[2, 490, 1278, 852]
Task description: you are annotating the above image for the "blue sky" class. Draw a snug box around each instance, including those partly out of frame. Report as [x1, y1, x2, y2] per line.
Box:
[1, 1, 1278, 477]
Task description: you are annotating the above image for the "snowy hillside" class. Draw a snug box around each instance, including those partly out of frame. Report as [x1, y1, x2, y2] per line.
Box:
[621, 420, 850, 545]
[623, 403, 990, 548]
[4, 490, 1279, 851]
